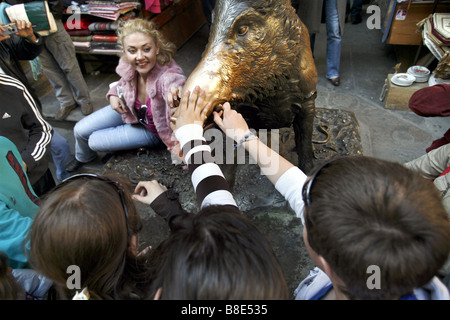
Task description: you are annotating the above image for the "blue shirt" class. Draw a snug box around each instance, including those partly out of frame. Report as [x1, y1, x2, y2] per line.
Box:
[0, 136, 40, 268]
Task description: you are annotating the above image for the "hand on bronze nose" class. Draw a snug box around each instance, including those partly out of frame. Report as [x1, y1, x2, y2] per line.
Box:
[174, 86, 212, 131]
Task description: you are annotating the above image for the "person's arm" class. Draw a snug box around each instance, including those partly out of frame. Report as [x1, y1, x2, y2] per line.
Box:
[2, 20, 43, 60]
[404, 144, 450, 179]
[213, 103, 307, 220]
[106, 80, 127, 115]
[213, 102, 296, 185]
[17, 80, 52, 172]
[0, 74, 52, 173]
[155, 63, 186, 154]
[174, 86, 237, 209]
[133, 180, 190, 231]
[0, 201, 34, 269]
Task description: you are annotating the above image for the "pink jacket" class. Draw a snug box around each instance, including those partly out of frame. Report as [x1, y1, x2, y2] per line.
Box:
[106, 58, 186, 153]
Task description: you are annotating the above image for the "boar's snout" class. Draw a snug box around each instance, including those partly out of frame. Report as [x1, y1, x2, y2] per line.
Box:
[182, 47, 234, 115]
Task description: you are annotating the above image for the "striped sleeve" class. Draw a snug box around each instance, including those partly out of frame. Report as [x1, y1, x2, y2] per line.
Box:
[0, 74, 53, 166]
[175, 124, 237, 209]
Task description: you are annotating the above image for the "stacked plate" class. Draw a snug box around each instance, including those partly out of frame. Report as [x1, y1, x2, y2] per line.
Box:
[407, 66, 431, 83]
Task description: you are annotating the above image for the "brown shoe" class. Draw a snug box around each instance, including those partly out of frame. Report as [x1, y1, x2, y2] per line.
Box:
[54, 104, 77, 120]
[80, 102, 93, 115]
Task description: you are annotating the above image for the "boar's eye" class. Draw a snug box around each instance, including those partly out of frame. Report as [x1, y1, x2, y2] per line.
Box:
[237, 26, 249, 36]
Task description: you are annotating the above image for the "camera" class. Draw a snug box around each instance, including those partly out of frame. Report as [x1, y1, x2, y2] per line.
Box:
[1, 23, 18, 36]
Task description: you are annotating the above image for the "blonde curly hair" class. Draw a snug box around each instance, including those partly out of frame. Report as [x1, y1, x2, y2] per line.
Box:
[117, 18, 176, 66]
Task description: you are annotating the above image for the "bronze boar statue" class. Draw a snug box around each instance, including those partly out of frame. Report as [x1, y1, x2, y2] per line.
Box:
[182, 0, 317, 172]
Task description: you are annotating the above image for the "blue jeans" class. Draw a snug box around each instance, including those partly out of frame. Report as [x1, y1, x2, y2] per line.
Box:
[50, 129, 71, 180]
[73, 106, 163, 163]
[325, 0, 342, 79]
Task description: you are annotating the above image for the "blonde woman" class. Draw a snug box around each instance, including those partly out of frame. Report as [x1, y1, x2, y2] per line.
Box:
[67, 18, 186, 172]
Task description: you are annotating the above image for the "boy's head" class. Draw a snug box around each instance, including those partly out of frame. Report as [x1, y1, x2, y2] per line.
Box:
[151, 205, 289, 299]
[302, 156, 450, 300]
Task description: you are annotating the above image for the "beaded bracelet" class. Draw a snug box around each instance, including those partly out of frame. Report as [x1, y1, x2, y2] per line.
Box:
[234, 131, 258, 150]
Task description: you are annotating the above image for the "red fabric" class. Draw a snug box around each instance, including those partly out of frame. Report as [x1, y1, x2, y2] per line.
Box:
[92, 35, 118, 42]
[440, 164, 450, 177]
[64, 16, 97, 31]
[409, 84, 450, 117]
[145, 0, 173, 13]
[426, 129, 450, 153]
[145, 0, 161, 13]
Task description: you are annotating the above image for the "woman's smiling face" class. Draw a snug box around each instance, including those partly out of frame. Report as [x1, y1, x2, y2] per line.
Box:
[123, 32, 159, 77]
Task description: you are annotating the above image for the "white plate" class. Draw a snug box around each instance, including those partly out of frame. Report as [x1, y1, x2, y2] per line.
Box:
[428, 73, 450, 86]
[407, 66, 430, 83]
[413, 76, 430, 83]
[391, 73, 416, 86]
[407, 66, 430, 77]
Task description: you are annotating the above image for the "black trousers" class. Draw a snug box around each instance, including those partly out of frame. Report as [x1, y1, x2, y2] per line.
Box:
[32, 168, 56, 197]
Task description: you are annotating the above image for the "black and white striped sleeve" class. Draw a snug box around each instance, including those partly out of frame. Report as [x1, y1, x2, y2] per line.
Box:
[175, 124, 237, 209]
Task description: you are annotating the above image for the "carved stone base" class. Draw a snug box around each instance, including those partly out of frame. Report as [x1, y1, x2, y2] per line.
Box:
[277, 108, 363, 167]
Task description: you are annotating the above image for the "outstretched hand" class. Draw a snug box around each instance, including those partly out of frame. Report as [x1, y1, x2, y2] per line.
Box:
[132, 180, 167, 205]
[173, 86, 213, 131]
[213, 102, 250, 143]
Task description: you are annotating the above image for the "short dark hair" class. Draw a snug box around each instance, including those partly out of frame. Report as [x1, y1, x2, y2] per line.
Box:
[304, 156, 450, 300]
[150, 205, 289, 299]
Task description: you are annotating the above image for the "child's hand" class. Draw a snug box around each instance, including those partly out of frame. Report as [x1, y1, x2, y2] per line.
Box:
[167, 86, 182, 113]
[168, 86, 182, 131]
[132, 180, 167, 205]
[213, 102, 250, 143]
[173, 86, 212, 131]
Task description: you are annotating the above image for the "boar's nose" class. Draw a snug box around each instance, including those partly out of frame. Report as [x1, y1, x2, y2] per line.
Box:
[182, 54, 223, 107]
